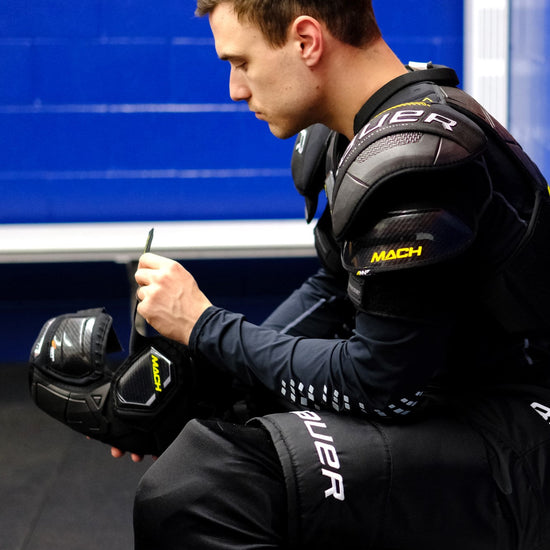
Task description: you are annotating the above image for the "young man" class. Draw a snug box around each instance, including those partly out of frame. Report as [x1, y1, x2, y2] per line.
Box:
[131, 1, 550, 548]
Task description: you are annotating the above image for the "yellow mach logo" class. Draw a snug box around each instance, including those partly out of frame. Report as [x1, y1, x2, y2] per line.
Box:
[370, 246, 423, 264]
[151, 354, 163, 392]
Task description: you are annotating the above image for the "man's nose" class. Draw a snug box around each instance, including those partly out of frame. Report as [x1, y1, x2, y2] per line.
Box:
[229, 68, 251, 102]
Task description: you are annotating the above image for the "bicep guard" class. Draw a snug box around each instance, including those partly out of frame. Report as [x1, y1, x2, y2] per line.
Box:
[342, 207, 475, 315]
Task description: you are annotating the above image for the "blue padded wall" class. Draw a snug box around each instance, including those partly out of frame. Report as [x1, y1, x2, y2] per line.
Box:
[0, 0, 464, 225]
[509, 0, 550, 180]
[0, 0, 298, 223]
[376, 2, 464, 83]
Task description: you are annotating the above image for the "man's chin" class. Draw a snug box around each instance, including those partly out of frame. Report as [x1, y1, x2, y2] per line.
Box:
[266, 121, 300, 141]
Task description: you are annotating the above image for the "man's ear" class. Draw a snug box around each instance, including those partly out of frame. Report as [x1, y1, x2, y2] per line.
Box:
[291, 16, 324, 67]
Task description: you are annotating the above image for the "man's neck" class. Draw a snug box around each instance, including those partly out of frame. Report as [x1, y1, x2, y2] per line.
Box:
[320, 37, 408, 140]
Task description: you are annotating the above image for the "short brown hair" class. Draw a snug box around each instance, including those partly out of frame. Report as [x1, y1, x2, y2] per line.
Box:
[195, 0, 381, 48]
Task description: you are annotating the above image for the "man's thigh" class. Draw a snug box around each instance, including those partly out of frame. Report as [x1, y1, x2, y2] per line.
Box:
[134, 419, 287, 550]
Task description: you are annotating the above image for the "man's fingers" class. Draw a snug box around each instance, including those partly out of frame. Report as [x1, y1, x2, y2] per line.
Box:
[111, 447, 145, 462]
[135, 253, 157, 286]
[111, 447, 125, 458]
[138, 252, 164, 269]
[135, 253, 175, 286]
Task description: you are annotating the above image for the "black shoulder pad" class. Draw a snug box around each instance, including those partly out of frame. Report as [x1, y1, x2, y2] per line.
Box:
[291, 124, 334, 222]
[328, 102, 488, 240]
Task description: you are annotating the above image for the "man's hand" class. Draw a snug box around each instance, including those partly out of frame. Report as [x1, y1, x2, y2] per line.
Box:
[135, 253, 212, 346]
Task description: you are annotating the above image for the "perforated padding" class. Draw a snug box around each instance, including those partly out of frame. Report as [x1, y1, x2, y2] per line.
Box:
[355, 132, 423, 164]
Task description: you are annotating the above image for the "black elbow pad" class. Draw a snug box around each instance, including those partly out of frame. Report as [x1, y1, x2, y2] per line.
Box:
[28, 308, 229, 456]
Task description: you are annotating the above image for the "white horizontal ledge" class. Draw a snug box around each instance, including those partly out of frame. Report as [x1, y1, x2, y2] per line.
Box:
[0, 219, 316, 264]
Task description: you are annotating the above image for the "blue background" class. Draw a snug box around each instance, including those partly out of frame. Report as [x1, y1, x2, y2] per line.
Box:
[0, 0, 464, 225]
[509, 0, 550, 178]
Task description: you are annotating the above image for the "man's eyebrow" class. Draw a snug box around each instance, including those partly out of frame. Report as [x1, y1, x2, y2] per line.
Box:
[218, 52, 246, 63]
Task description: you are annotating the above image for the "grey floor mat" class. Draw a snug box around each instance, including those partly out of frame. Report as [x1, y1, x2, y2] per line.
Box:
[0, 363, 150, 550]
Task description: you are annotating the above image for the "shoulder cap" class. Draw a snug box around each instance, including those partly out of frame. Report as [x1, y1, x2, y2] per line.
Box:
[328, 102, 487, 239]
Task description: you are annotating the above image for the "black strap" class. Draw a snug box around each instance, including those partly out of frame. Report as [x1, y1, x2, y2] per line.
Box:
[353, 65, 459, 134]
[129, 228, 155, 353]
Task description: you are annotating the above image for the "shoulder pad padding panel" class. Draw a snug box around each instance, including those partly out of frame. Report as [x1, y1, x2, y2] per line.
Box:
[291, 124, 334, 222]
[329, 102, 487, 239]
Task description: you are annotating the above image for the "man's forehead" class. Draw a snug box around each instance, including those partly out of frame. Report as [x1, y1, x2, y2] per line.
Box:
[209, 2, 262, 58]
